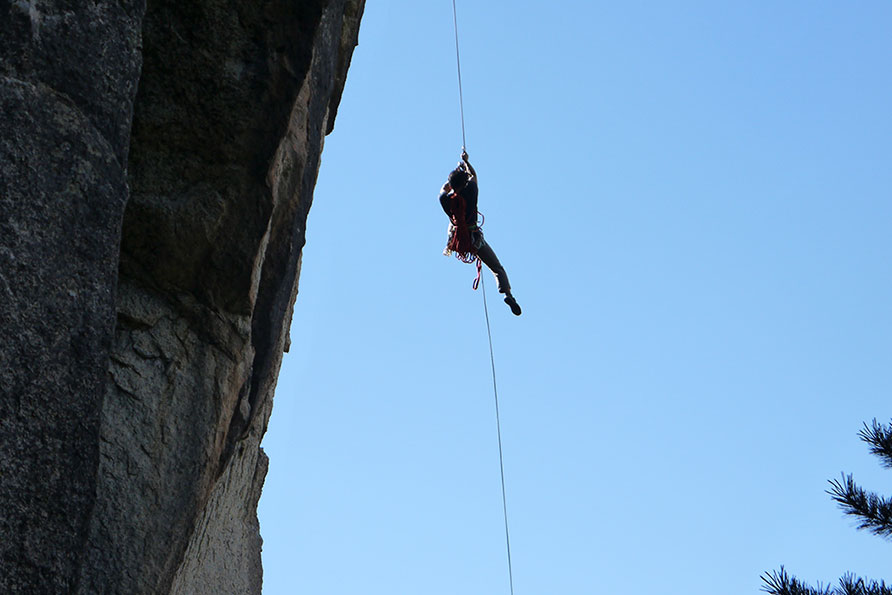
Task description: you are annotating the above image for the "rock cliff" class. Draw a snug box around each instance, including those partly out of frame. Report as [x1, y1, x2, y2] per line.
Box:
[0, 0, 364, 592]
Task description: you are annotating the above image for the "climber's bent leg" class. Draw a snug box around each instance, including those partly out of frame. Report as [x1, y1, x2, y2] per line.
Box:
[476, 238, 511, 295]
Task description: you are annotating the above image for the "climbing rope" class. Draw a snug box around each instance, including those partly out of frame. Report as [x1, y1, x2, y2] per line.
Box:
[451, 0, 467, 149]
[451, 2, 516, 593]
[481, 276, 516, 595]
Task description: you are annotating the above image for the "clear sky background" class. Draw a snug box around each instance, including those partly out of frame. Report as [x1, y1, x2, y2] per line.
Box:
[258, 2, 892, 593]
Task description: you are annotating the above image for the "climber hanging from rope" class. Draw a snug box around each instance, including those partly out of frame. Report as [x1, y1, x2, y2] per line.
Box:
[440, 150, 522, 316]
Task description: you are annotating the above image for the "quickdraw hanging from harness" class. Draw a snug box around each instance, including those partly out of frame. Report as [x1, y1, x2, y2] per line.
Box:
[444, 190, 484, 290]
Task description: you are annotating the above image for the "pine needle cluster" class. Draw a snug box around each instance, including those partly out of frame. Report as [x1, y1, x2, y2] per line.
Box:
[761, 566, 892, 595]
[762, 420, 892, 595]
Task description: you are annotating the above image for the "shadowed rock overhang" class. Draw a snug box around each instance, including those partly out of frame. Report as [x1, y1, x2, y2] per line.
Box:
[0, 1, 365, 593]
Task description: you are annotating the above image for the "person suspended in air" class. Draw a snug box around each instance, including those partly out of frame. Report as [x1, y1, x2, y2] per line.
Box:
[440, 151, 521, 316]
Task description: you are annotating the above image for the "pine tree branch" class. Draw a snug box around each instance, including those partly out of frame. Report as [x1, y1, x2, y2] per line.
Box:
[828, 474, 892, 539]
[762, 421, 892, 595]
[762, 567, 832, 595]
[838, 574, 892, 595]
[762, 567, 892, 595]
[859, 420, 892, 469]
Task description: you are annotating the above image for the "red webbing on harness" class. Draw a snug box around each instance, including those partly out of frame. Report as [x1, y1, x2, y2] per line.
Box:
[472, 257, 482, 290]
[446, 191, 484, 289]
[447, 191, 477, 263]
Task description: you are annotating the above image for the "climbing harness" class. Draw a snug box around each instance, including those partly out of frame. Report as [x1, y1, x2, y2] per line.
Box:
[445, 191, 477, 263]
[443, 191, 485, 290]
[450, 2, 516, 594]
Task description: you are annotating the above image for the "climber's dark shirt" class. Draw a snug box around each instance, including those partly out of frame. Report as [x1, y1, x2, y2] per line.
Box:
[439, 179, 478, 226]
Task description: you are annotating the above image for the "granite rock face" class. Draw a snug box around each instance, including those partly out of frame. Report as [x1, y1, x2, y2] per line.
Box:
[0, 0, 364, 592]
[0, 2, 145, 592]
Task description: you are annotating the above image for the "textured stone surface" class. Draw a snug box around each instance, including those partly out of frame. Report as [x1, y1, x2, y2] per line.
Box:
[170, 2, 365, 591]
[1, 0, 364, 592]
[0, 1, 145, 592]
[170, 439, 269, 595]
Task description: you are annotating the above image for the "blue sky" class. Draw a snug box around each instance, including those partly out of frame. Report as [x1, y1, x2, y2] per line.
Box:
[258, 2, 892, 593]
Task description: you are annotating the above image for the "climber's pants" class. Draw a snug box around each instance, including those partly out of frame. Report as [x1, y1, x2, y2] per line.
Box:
[476, 238, 511, 294]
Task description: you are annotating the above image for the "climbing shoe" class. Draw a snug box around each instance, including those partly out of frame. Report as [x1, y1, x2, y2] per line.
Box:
[504, 295, 522, 316]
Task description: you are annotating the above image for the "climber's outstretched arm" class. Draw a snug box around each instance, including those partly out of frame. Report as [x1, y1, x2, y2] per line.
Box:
[461, 150, 477, 180]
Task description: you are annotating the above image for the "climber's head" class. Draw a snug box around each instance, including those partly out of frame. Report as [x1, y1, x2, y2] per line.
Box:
[448, 168, 469, 191]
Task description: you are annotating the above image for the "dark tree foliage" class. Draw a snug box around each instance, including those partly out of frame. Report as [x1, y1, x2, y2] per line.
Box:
[762, 566, 892, 595]
[762, 420, 892, 595]
[829, 474, 892, 539]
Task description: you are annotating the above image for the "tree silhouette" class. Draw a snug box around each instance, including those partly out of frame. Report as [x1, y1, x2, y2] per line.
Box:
[762, 420, 892, 595]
